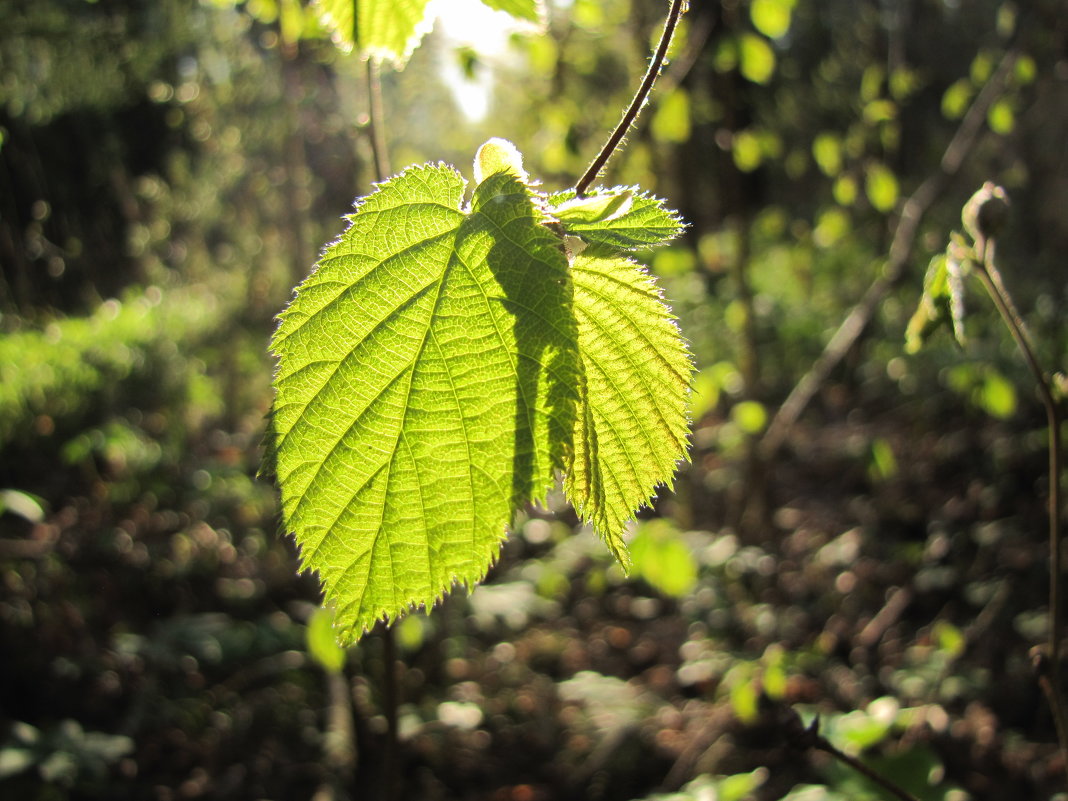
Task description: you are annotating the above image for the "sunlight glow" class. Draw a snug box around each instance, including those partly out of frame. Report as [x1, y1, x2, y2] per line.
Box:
[432, 0, 537, 121]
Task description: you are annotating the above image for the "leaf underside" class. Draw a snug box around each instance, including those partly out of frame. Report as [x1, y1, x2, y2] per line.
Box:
[548, 188, 684, 250]
[269, 146, 692, 643]
[270, 165, 579, 641]
[566, 251, 692, 566]
[315, 0, 433, 65]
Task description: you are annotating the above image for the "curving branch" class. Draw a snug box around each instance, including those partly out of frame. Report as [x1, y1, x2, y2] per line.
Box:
[574, 0, 687, 196]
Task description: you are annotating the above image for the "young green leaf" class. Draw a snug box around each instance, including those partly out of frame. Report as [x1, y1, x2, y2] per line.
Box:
[315, 0, 433, 65]
[552, 191, 634, 225]
[474, 137, 529, 185]
[478, 0, 545, 25]
[906, 254, 952, 354]
[905, 235, 971, 354]
[547, 188, 683, 249]
[565, 252, 693, 564]
[269, 164, 580, 642]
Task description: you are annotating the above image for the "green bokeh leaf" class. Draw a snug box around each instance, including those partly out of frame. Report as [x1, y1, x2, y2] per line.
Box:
[651, 88, 692, 144]
[565, 252, 692, 564]
[864, 162, 899, 213]
[941, 78, 972, 120]
[269, 163, 580, 641]
[812, 132, 842, 177]
[738, 33, 776, 84]
[750, 0, 794, 39]
[629, 519, 698, 598]
[987, 97, 1015, 135]
[731, 129, 763, 172]
[0, 488, 46, 523]
[718, 768, 768, 801]
[306, 607, 347, 673]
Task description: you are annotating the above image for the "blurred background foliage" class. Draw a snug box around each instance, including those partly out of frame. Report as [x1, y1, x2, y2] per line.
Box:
[1, 0, 1067, 798]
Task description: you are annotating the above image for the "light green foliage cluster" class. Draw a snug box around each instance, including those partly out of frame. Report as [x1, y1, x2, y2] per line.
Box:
[268, 142, 691, 642]
[0, 720, 133, 788]
[906, 183, 1011, 355]
[0, 288, 219, 448]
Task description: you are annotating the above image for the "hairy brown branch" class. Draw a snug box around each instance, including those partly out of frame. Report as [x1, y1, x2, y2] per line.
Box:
[574, 0, 686, 196]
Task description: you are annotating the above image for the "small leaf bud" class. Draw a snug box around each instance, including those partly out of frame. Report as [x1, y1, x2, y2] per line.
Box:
[474, 138, 528, 185]
[1052, 372, 1068, 405]
[962, 181, 1010, 241]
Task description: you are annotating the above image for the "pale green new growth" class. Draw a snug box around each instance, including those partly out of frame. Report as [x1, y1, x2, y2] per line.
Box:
[566, 252, 692, 565]
[548, 189, 683, 249]
[270, 163, 579, 641]
[475, 138, 529, 185]
[553, 191, 634, 225]
[269, 142, 692, 642]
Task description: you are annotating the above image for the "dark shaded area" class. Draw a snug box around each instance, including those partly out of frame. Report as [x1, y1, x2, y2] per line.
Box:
[2, 0, 1067, 799]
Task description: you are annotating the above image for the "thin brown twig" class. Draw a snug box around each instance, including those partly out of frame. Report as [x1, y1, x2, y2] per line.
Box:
[366, 59, 391, 181]
[382, 624, 400, 801]
[973, 233, 1068, 774]
[574, 0, 687, 196]
[759, 45, 1021, 461]
[771, 699, 922, 801]
[364, 57, 402, 801]
[813, 735, 922, 801]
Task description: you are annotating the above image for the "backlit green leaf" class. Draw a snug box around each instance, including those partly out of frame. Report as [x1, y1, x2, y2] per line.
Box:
[271, 141, 692, 641]
[547, 189, 683, 250]
[315, 0, 433, 65]
[565, 252, 692, 564]
[269, 163, 580, 641]
[552, 191, 634, 225]
[478, 0, 545, 24]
